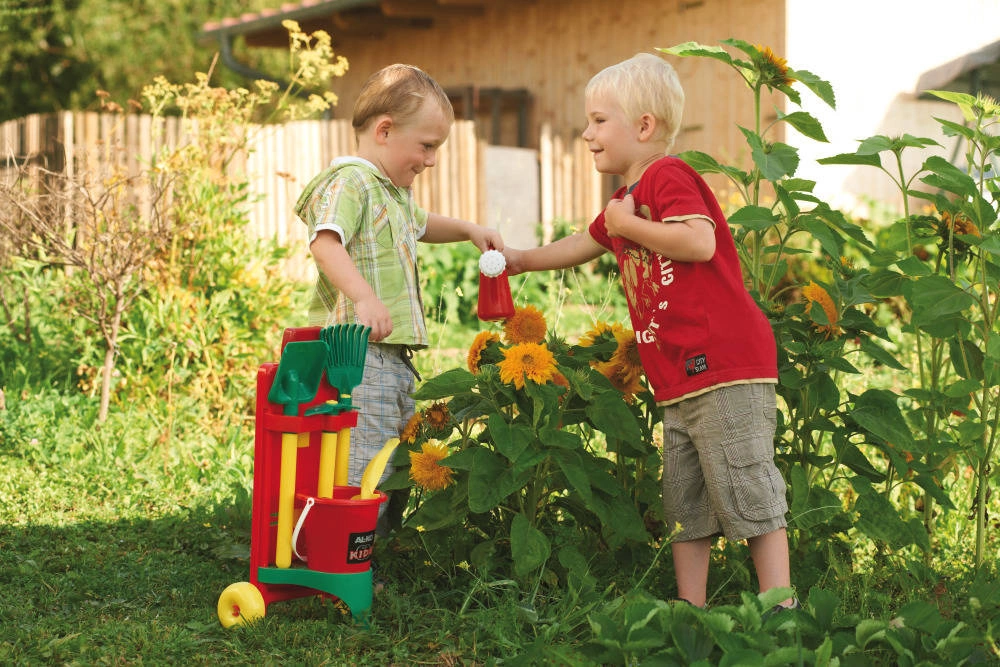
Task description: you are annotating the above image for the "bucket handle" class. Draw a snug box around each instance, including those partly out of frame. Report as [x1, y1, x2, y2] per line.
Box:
[291, 496, 315, 563]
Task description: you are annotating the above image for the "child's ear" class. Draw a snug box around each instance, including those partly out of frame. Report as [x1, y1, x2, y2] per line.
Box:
[637, 113, 657, 140]
[373, 115, 393, 144]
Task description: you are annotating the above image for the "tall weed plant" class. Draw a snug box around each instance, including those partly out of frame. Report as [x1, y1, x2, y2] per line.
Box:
[0, 21, 342, 429]
[819, 91, 1000, 568]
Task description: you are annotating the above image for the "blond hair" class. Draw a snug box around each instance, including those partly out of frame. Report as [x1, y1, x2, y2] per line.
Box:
[586, 53, 684, 149]
[352, 64, 454, 132]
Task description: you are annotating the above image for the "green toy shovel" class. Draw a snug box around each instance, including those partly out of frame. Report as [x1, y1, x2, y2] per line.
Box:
[267, 339, 326, 569]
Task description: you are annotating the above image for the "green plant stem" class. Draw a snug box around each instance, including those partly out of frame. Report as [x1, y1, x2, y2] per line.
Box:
[892, 148, 945, 548]
[975, 455, 988, 568]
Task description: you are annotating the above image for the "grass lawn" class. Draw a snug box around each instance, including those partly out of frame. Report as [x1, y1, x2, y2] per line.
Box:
[2, 275, 999, 665]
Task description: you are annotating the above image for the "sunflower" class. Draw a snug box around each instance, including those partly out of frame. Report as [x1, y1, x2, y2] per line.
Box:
[610, 329, 642, 376]
[754, 44, 795, 88]
[423, 401, 451, 431]
[577, 321, 625, 348]
[400, 412, 423, 444]
[802, 281, 841, 337]
[467, 330, 501, 373]
[497, 342, 557, 390]
[941, 210, 981, 238]
[503, 305, 547, 344]
[593, 356, 644, 400]
[409, 440, 454, 491]
[588, 327, 645, 397]
[605, 362, 645, 401]
[838, 256, 858, 278]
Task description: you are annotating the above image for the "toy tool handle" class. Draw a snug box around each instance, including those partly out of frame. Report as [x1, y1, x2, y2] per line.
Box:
[335, 429, 351, 487]
[317, 431, 338, 499]
[275, 432, 299, 568]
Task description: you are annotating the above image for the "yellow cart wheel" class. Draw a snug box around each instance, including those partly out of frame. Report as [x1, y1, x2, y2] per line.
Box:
[217, 582, 266, 628]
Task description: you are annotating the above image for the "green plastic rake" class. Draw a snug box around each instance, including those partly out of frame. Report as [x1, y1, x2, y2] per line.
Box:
[304, 323, 371, 492]
[320, 323, 371, 410]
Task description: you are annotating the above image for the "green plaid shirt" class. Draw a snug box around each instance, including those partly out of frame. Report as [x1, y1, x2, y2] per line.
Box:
[295, 157, 429, 347]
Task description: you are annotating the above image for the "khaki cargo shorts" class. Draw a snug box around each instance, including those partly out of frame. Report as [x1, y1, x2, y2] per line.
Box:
[661, 383, 788, 542]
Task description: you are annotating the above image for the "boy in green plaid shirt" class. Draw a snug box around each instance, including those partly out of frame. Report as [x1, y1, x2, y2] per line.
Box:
[295, 64, 503, 515]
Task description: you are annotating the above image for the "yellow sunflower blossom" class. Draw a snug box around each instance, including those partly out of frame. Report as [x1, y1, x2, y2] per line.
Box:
[754, 44, 795, 87]
[400, 412, 423, 444]
[503, 305, 547, 344]
[609, 329, 642, 377]
[802, 281, 841, 337]
[467, 330, 501, 374]
[941, 210, 981, 238]
[577, 321, 625, 348]
[838, 256, 858, 277]
[589, 327, 645, 399]
[423, 401, 451, 431]
[593, 358, 644, 400]
[497, 342, 557, 390]
[409, 440, 454, 491]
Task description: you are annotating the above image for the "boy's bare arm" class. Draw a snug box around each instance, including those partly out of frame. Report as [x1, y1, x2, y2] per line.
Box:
[310, 230, 394, 341]
[422, 212, 504, 252]
[605, 193, 716, 262]
[503, 231, 606, 276]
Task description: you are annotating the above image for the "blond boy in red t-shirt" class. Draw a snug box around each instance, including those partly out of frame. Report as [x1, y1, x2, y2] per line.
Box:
[503, 53, 795, 611]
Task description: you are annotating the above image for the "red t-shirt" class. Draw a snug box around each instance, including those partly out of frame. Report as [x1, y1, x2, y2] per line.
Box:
[589, 156, 777, 404]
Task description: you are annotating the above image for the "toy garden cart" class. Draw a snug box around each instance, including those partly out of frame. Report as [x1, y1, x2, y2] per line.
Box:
[217, 325, 385, 627]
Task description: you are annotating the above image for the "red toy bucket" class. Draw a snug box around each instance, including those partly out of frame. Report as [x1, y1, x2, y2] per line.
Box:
[292, 487, 386, 574]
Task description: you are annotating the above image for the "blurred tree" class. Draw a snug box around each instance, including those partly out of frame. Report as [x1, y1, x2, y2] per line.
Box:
[0, 0, 281, 121]
[0, 0, 93, 119]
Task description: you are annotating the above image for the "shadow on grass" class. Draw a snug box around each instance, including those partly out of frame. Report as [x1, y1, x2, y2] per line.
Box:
[0, 501, 387, 665]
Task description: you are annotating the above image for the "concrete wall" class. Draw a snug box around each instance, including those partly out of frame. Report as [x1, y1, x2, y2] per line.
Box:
[484, 145, 540, 248]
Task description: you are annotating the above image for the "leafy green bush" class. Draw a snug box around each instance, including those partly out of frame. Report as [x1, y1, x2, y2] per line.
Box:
[382, 314, 660, 591]
[0, 259, 96, 391]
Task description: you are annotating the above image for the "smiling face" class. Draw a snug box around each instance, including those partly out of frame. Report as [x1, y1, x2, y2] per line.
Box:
[582, 93, 646, 181]
[375, 100, 452, 188]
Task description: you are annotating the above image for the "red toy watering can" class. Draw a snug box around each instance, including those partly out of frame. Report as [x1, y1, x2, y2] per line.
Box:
[477, 248, 515, 321]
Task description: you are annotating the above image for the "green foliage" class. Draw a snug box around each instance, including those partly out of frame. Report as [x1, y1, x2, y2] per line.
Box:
[660, 40, 1000, 584]
[0, 259, 96, 390]
[580, 583, 1000, 665]
[419, 240, 482, 326]
[382, 318, 661, 590]
[0, 20, 343, 423]
[2, 28, 1000, 665]
[0, 0, 282, 121]
[0, 0, 93, 119]
[820, 90, 1000, 567]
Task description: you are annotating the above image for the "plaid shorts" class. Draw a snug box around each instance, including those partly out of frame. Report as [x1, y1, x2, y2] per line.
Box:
[661, 383, 788, 542]
[347, 343, 416, 487]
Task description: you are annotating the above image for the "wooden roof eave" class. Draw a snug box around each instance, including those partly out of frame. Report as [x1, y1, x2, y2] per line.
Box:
[197, 0, 379, 47]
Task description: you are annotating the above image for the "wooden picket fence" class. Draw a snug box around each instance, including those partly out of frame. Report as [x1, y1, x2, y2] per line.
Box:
[1, 112, 605, 276]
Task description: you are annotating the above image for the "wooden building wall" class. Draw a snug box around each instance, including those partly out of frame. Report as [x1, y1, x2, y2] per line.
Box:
[324, 0, 786, 165]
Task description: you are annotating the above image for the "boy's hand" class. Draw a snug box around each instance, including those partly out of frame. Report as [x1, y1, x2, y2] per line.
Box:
[605, 193, 637, 238]
[470, 225, 504, 253]
[502, 246, 526, 275]
[355, 296, 393, 342]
